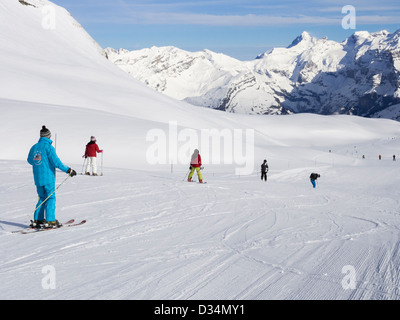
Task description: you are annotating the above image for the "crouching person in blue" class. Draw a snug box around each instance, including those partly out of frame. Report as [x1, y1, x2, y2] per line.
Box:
[310, 173, 320, 188]
[27, 126, 77, 229]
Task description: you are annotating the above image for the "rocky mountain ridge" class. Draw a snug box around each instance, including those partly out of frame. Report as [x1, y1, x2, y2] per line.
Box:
[105, 30, 400, 119]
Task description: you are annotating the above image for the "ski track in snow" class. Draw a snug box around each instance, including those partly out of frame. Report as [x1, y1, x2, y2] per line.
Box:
[2, 160, 400, 299]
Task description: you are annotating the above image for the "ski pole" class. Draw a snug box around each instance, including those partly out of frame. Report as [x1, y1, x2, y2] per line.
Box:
[32, 174, 72, 216]
[101, 151, 103, 176]
[80, 157, 87, 175]
[183, 168, 190, 181]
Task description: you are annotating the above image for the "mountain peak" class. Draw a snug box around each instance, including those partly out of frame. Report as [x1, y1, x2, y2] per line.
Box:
[287, 31, 316, 49]
[353, 30, 371, 39]
[300, 31, 312, 39]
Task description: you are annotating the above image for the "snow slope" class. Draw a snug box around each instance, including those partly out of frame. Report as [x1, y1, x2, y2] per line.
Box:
[2, 0, 400, 300]
[0, 0, 225, 126]
[3, 134, 400, 300]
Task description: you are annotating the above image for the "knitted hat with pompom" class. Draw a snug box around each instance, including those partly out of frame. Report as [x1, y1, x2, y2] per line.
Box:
[40, 125, 51, 139]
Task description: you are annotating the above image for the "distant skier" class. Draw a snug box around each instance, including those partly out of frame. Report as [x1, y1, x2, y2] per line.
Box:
[393, 155, 396, 161]
[261, 159, 269, 181]
[84, 136, 103, 176]
[27, 125, 77, 228]
[188, 149, 203, 183]
[310, 173, 320, 188]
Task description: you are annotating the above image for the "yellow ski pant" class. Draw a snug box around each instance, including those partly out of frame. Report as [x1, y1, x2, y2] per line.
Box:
[188, 167, 203, 181]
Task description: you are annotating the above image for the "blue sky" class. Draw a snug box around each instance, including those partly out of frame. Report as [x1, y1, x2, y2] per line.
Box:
[51, 0, 400, 60]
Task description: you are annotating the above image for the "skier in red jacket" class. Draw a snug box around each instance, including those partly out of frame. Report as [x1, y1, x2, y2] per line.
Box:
[188, 149, 203, 183]
[84, 136, 103, 176]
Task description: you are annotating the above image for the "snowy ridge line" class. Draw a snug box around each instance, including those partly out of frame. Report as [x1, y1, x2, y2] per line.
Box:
[105, 29, 400, 119]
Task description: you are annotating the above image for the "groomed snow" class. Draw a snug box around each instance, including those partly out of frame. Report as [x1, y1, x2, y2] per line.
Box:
[2, 100, 400, 300]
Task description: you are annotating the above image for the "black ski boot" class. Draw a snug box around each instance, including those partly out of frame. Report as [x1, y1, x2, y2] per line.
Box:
[43, 220, 62, 229]
[30, 220, 46, 229]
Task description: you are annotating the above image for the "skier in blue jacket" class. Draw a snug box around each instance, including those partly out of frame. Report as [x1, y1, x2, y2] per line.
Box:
[27, 126, 76, 228]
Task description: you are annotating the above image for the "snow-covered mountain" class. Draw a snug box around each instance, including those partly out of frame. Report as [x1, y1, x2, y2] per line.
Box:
[105, 30, 400, 119]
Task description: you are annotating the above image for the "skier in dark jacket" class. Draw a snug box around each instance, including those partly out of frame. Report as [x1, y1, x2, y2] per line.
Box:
[261, 160, 269, 181]
[310, 173, 320, 188]
[27, 126, 77, 228]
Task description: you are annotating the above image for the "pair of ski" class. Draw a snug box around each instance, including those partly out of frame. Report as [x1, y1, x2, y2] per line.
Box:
[12, 219, 86, 234]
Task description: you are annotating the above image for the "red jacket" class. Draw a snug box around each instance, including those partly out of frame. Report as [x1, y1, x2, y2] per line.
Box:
[190, 154, 202, 167]
[85, 142, 101, 157]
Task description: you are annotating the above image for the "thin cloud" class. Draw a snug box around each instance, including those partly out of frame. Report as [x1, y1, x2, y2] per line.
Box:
[69, 0, 400, 27]
[319, 6, 400, 12]
[357, 15, 400, 24]
[89, 0, 400, 27]
[110, 11, 400, 27]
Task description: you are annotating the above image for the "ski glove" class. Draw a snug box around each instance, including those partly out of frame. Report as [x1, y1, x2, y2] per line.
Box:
[67, 168, 77, 177]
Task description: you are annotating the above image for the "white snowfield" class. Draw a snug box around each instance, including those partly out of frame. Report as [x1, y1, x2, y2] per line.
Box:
[1, 0, 400, 300]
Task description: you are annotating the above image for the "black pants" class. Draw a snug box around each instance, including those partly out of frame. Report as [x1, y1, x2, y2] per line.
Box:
[261, 171, 267, 181]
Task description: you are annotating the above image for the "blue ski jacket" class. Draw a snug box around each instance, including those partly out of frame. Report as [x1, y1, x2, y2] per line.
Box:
[27, 137, 70, 186]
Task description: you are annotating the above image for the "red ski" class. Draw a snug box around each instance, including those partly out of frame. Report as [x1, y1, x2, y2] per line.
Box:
[13, 219, 86, 234]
